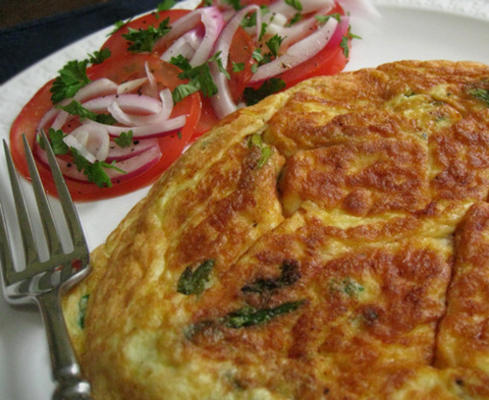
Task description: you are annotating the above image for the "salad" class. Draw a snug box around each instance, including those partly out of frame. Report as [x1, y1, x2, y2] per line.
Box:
[9, 0, 375, 201]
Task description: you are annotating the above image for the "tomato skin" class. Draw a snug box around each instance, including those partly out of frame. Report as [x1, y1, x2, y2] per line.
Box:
[101, 9, 190, 60]
[9, 54, 201, 202]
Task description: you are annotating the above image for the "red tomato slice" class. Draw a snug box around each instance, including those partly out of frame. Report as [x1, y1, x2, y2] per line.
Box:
[10, 54, 201, 202]
[101, 9, 190, 59]
[247, 2, 348, 90]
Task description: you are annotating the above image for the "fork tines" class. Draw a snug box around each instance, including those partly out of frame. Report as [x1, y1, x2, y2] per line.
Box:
[0, 132, 89, 299]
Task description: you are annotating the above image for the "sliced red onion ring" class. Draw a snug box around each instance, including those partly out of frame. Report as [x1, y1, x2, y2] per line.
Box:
[91, 115, 186, 139]
[34, 141, 162, 184]
[156, 7, 224, 66]
[117, 78, 148, 94]
[250, 16, 340, 83]
[63, 134, 97, 163]
[144, 61, 157, 94]
[210, 5, 261, 119]
[83, 94, 162, 114]
[67, 124, 110, 161]
[106, 138, 159, 162]
[74, 78, 118, 102]
[161, 29, 202, 62]
[108, 89, 173, 126]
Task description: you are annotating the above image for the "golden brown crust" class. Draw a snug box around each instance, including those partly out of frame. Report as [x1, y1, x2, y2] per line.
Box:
[63, 60, 489, 399]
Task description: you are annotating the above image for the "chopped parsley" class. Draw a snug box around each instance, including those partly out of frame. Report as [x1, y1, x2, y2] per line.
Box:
[108, 18, 132, 36]
[285, 0, 302, 12]
[224, 300, 305, 328]
[58, 100, 116, 125]
[243, 78, 286, 106]
[287, 13, 302, 26]
[223, 0, 243, 11]
[78, 294, 90, 329]
[340, 25, 361, 58]
[123, 17, 171, 53]
[71, 148, 125, 188]
[50, 59, 90, 104]
[50, 49, 113, 104]
[265, 34, 284, 58]
[37, 128, 69, 155]
[242, 260, 300, 293]
[315, 13, 341, 24]
[156, 0, 176, 11]
[171, 52, 228, 102]
[232, 62, 245, 72]
[177, 259, 215, 295]
[468, 87, 489, 106]
[114, 130, 134, 148]
[247, 133, 272, 168]
[87, 48, 111, 65]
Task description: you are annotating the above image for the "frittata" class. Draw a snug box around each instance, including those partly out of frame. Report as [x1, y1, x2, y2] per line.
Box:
[63, 60, 489, 399]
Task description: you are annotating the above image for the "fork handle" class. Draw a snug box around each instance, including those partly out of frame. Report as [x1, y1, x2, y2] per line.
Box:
[36, 290, 92, 400]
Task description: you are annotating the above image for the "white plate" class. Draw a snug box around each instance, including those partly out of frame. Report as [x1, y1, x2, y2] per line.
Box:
[0, 1, 489, 398]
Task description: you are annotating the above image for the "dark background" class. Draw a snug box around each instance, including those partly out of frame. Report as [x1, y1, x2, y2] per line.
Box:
[0, 0, 166, 84]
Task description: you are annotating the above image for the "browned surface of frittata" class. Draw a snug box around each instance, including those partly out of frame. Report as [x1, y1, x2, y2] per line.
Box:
[63, 60, 489, 400]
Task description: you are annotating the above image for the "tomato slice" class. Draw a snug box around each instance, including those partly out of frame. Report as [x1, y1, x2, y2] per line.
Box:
[101, 9, 190, 59]
[10, 54, 201, 201]
[245, 2, 348, 90]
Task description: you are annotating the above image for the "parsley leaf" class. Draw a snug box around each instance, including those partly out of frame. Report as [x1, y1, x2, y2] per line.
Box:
[108, 18, 132, 36]
[468, 87, 489, 106]
[223, 0, 243, 11]
[265, 34, 284, 58]
[285, 0, 302, 11]
[340, 25, 361, 58]
[71, 148, 125, 188]
[114, 131, 134, 148]
[177, 259, 215, 295]
[157, 0, 176, 11]
[232, 62, 245, 72]
[287, 13, 302, 26]
[224, 300, 305, 328]
[243, 78, 286, 106]
[170, 52, 227, 102]
[50, 59, 90, 104]
[59, 100, 116, 124]
[123, 17, 171, 53]
[37, 128, 69, 155]
[315, 13, 341, 24]
[87, 48, 111, 64]
[78, 294, 90, 329]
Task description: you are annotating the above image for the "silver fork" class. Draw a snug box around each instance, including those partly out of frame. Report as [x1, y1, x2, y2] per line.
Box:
[0, 133, 92, 400]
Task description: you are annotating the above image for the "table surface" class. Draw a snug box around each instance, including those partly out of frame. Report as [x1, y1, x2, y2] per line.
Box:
[0, 0, 161, 84]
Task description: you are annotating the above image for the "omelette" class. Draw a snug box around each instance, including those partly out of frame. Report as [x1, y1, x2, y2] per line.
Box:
[63, 60, 489, 399]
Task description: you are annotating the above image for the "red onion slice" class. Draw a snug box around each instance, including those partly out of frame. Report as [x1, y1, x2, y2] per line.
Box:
[108, 89, 173, 126]
[161, 29, 202, 62]
[83, 94, 162, 114]
[106, 138, 159, 162]
[117, 78, 148, 94]
[210, 5, 260, 119]
[249, 16, 339, 83]
[73, 78, 118, 102]
[268, 0, 334, 19]
[91, 115, 186, 139]
[63, 124, 110, 161]
[156, 7, 224, 66]
[34, 141, 162, 184]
